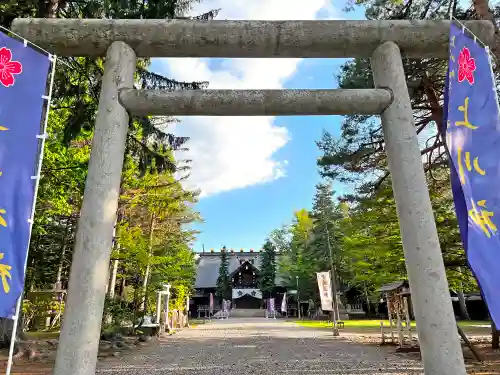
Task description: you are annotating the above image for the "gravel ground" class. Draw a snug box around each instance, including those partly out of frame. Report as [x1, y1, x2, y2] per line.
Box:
[96, 318, 423, 375]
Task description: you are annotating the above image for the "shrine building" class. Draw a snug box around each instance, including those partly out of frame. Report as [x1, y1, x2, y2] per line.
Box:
[191, 247, 288, 317]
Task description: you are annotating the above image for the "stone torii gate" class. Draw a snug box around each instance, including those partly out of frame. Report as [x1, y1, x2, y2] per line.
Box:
[12, 19, 494, 375]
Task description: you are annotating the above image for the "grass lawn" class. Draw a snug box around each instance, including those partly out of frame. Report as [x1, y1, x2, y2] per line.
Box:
[293, 319, 492, 334]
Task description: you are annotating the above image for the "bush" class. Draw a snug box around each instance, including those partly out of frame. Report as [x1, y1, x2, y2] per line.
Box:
[22, 297, 65, 331]
[102, 297, 134, 332]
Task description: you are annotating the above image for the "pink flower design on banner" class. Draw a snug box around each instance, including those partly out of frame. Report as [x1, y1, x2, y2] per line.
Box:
[458, 47, 476, 85]
[0, 47, 23, 88]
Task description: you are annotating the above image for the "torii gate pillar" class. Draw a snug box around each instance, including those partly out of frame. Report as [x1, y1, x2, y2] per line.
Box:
[52, 41, 136, 375]
[371, 41, 465, 375]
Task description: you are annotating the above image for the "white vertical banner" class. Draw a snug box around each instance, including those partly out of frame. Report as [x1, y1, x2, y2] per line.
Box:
[209, 292, 214, 314]
[317, 271, 333, 311]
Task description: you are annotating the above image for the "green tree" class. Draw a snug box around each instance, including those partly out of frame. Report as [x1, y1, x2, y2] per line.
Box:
[0, 0, 214, 347]
[278, 210, 318, 298]
[338, 184, 407, 290]
[258, 240, 277, 298]
[315, 0, 497, 303]
[337, 180, 478, 292]
[269, 227, 291, 253]
[318, 0, 499, 195]
[309, 184, 344, 277]
[216, 247, 231, 301]
[308, 182, 351, 307]
[115, 168, 200, 309]
[319, 0, 497, 273]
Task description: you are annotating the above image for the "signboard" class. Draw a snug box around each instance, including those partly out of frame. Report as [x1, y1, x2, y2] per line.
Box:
[317, 271, 333, 311]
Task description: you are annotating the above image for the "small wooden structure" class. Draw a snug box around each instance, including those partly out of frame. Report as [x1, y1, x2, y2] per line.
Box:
[197, 304, 210, 318]
[346, 303, 366, 319]
[25, 289, 66, 331]
[379, 280, 484, 360]
[379, 280, 413, 347]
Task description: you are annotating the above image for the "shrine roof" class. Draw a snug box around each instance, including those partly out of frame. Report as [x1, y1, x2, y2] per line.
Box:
[379, 280, 410, 292]
[194, 251, 286, 288]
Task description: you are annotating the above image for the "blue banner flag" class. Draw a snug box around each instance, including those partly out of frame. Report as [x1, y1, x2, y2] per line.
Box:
[445, 23, 500, 326]
[0, 31, 50, 318]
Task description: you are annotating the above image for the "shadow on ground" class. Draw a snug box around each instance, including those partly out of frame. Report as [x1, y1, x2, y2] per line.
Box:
[97, 323, 424, 375]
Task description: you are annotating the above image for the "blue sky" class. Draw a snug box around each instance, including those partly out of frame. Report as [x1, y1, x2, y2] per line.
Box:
[187, 60, 349, 252]
[151, 0, 366, 251]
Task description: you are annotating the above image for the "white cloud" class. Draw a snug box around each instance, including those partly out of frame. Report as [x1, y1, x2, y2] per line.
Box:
[156, 0, 338, 197]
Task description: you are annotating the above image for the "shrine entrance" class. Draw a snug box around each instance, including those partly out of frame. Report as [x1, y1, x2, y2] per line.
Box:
[231, 260, 262, 310]
[233, 294, 261, 309]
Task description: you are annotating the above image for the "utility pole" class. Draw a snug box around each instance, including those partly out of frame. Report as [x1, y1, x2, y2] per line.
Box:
[296, 276, 301, 319]
[325, 223, 340, 336]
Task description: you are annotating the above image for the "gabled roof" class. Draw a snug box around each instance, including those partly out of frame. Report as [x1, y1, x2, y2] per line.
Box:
[194, 252, 286, 288]
[379, 280, 410, 292]
[229, 259, 259, 277]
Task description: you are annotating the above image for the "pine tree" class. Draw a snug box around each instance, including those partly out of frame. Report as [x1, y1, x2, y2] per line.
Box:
[309, 183, 347, 302]
[310, 183, 341, 273]
[258, 240, 276, 298]
[216, 247, 231, 301]
[318, 0, 500, 194]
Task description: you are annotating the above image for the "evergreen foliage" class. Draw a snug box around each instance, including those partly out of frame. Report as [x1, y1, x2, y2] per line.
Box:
[0, 0, 215, 346]
[258, 240, 276, 298]
[216, 247, 231, 301]
[272, 0, 500, 328]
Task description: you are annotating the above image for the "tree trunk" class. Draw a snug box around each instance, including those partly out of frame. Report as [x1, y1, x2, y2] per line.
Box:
[472, 0, 496, 28]
[364, 282, 371, 318]
[54, 217, 71, 290]
[38, 0, 67, 18]
[457, 290, 470, 320]
[107, 242, 120, 299]
[119, 278, 127, 301]
[492, 321, 500, 349]
[472, 0, 500, 69]
[140, 214, 155, 311]
[456, 268, 471, 320]
[108, 211, 123, 299]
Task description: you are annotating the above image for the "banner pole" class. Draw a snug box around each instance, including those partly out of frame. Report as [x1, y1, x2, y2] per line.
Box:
[5, 53, 57, 375]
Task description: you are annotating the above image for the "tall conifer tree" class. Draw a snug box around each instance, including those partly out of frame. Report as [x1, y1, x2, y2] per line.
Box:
[216, 246, 231, 301]
[259, 240, 276, 298]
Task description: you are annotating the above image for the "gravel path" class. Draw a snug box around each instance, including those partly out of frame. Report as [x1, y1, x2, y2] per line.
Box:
[97, 318, 423, 375]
